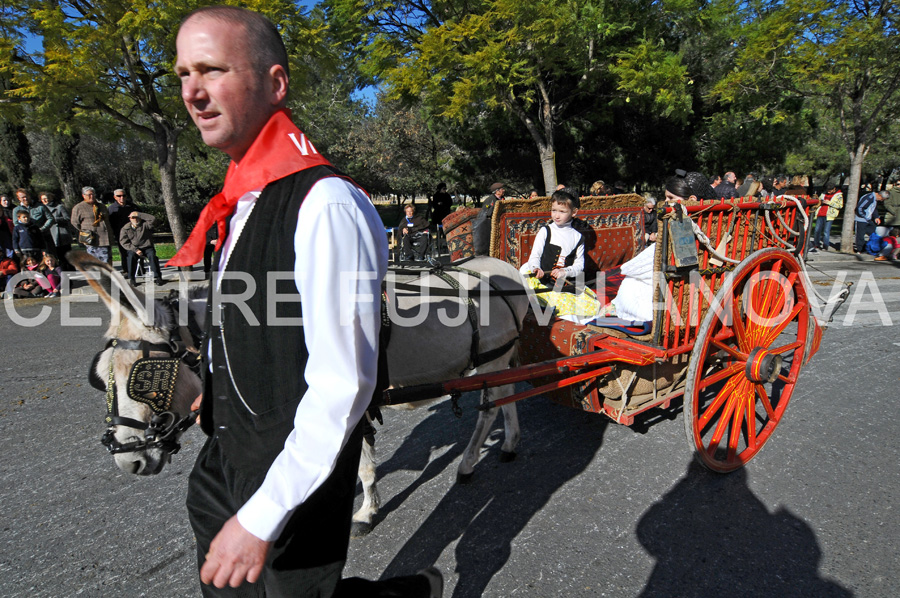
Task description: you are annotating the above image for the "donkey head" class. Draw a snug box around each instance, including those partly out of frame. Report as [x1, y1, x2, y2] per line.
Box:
[69, 251, 206, 475]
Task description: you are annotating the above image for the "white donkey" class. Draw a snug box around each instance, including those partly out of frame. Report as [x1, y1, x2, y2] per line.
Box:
[71, 251, 528, 535]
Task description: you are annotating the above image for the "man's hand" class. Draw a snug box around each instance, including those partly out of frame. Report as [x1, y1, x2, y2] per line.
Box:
[201, 516, 271, 589]
[191, 393, 202, 426]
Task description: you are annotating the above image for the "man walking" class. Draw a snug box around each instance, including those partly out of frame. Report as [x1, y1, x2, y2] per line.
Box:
[168, 7, 440, 597]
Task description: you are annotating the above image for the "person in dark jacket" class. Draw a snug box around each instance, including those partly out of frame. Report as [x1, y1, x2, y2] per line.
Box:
[715, 172, 738, 199]
[643, 196, 658, 243]
[12, 211, 45, 259]
[107, 189, 136, 278]
[397, 203, 431, 262]
[430, 182, 453, 227]
[119, 211, 164, 285]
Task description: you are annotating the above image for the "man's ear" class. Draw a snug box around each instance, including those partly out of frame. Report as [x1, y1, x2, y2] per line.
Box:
[268, 64, 289, 106]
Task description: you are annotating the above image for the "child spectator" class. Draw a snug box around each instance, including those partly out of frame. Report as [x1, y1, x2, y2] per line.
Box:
[13, 211, 45, 259]
[520, 190, 600, 324]
[0, 252, 19, 298]
[36, 252, 62, 297]
[874, 228, 900, 262]
[13, 254, 47, 298]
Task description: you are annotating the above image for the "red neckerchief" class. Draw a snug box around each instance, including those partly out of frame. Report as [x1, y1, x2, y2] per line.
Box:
[167, 109, 331, 267]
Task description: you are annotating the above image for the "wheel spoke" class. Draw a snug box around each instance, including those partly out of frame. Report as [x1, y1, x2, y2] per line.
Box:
[745, 388, 758, 450]
[758, 299, 806, 347]
[707, 379, 741, 452]
[727, 380, 750, 462]
[696, 361, 744, 393]
[731, 297, 748, 350]
[755, 383, 775, 420]
[768, 339, 803, 356]
[711, 339, 749, 362]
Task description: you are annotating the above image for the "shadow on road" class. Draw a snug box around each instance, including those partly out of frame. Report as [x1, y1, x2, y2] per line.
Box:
[636, 459, 852, 598]
[373, 398, 610, 597]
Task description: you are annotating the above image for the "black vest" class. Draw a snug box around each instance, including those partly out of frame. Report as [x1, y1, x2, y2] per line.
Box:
[538, 224, 583, 291]
[202, 165, 347, 475]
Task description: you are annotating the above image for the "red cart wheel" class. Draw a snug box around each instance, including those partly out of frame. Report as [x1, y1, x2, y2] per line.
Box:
[684, 249, 810, 472]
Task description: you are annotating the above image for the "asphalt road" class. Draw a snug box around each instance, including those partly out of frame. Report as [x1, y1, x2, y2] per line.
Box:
[0, 252, 897, 597]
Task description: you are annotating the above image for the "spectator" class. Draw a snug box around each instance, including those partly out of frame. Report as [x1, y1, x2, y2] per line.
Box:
[528, 189, 540, 199]
[119, 211, 165, 286]
[709, 175, 721, 189]
[643, 196, 658, 243]
[882, 178, 900, 233]
[810, 182, 842, 252]
[430, 182, 453, 227]
[0, 194, 13, 221]
[35, 252, 62, 297]
[13, 254, 47, 298]
[12, 211, 45, 259]
[0, 204, 12, 259]
[397, 203, 431, 263]
[474, 182, 505, 255]
[590, 180, 610, 196]
[13, 189, 55, 254]
[785, 175, 808, 195]
[854, 190, 886, 253]
[736, 173, 758, 197]
[107, 188, 136, 278]
[40, 192, 74, 270]
[715, 172, 737, 198]
[71, 186, 113, 264]
[0, 252, 18, 297]
[874, 228, 900, 261]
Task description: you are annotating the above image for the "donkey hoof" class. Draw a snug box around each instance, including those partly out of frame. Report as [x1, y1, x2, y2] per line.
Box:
[499, 450, 517, 463]
[456, 471, 474, 485]
[351, 521, 374, 537]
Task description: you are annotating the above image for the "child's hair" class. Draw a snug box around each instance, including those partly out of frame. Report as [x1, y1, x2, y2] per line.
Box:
[550, 190, 579, 210]
[891, 228, 900, 237]
[43, 253, 58, 267]
[17, 211, 28, 220]
[24, 255, 38, 266]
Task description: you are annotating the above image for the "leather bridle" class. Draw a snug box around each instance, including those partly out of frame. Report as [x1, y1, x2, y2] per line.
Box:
[89, 293, 203, 457]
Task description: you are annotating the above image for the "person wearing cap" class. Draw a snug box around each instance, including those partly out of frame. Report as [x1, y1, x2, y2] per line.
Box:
[119, 211, 164, 285]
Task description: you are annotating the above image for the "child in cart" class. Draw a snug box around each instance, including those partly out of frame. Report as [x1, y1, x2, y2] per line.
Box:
[519, 190, 602, 324]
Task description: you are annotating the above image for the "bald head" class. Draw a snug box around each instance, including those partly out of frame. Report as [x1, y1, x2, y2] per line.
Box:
[180, 6, 289, 81]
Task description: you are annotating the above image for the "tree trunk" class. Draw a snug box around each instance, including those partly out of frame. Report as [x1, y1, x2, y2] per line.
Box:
[155, 123, 187, 249]
[539, 143, 557, 195]
[840, 142, 868, 253]
[49, 131, 79, 208]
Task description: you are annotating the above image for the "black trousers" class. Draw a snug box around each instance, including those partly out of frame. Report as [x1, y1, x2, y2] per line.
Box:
[127, 246, 163, 280]
[855, 221, 875, 252]
[186, 429, 431, 598]
[400, 231, 430, 260]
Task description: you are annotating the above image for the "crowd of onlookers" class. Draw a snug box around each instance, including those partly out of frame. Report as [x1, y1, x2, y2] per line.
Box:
[1, 186, 165, 298]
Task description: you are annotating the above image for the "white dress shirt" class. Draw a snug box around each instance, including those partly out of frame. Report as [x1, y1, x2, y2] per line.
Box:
[519, 220, 585, 278]
[214, 176, 388, 542]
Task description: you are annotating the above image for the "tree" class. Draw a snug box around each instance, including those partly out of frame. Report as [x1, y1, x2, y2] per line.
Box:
[3, 0, 319, 249]
[712, 0, 900, 252]
[329, 0, 693, 194]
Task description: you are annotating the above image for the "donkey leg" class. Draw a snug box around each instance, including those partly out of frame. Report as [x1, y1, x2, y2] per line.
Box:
[352, 430, 380, 537]
[498, 385, 520, 462]
[456, 390, 502, 484]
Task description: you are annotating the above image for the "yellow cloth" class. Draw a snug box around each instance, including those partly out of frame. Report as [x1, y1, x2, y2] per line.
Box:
[525, 276, 601, 322]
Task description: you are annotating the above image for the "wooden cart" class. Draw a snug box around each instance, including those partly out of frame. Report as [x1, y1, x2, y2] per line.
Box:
[384, 194, 848, 472]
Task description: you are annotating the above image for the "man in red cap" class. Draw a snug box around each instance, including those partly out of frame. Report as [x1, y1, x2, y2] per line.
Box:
[170, 6, 440, 597]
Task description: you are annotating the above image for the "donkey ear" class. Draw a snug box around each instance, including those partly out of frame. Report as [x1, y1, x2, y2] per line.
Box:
[67, 250, 155, 328]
